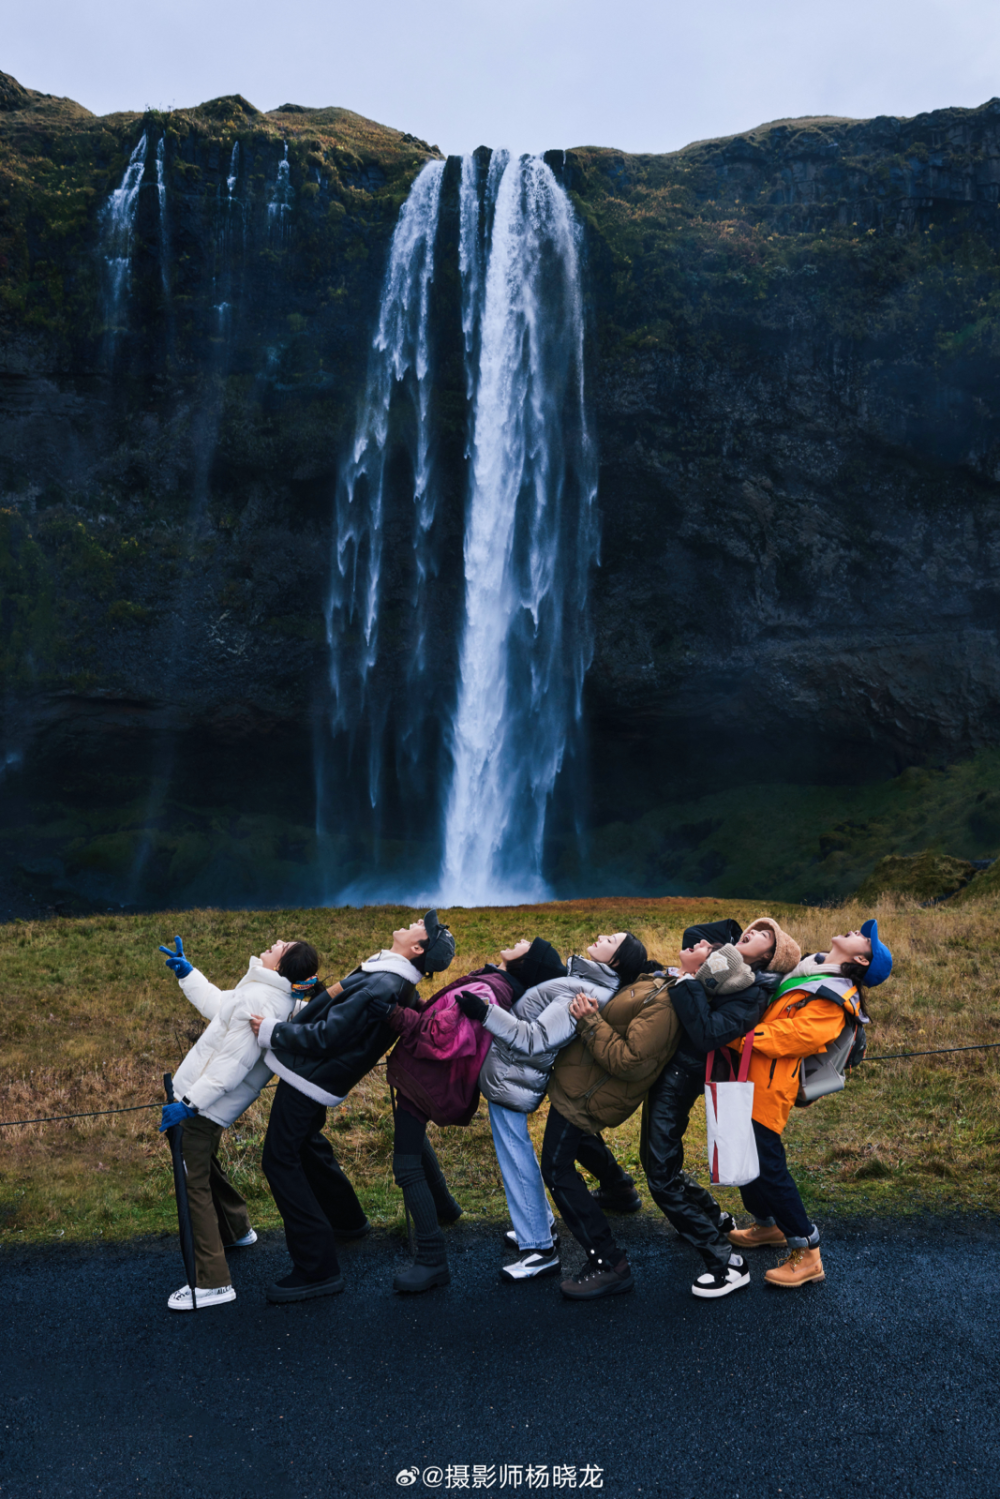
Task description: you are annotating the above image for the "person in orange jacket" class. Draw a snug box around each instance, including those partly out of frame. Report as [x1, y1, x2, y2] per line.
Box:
[725, 919, 893, 1287]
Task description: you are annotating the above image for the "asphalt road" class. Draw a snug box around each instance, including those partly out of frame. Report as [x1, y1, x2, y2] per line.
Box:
[1, 1214, 997, 1499]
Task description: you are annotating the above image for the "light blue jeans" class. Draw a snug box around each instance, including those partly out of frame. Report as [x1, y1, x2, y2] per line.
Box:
[488, 1100, 556, 1252]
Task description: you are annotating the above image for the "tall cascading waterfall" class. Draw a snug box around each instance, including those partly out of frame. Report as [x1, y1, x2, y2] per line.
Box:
[319, 151, 597, 905]
[317, 160, 450, 894]
[438, 154, 598, 904]
[99, 132, 148, 334]
[268, 143, 293, 240]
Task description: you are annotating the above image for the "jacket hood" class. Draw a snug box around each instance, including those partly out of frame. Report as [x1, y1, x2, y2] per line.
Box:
[566, 955, 619, 997]
[239, 956, 292, 992]
[360, 951, 424, 985]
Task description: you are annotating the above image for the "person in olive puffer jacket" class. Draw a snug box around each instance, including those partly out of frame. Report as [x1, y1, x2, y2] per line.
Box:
[248, 911, 455, 1305]
[538, 932, 678, 1301]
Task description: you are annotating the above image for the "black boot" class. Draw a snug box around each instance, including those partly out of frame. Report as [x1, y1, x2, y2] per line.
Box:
[393, 1260, 451, 1294]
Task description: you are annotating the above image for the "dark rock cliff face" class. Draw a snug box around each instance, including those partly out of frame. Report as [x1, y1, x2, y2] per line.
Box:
[1, 75, 1000, 911]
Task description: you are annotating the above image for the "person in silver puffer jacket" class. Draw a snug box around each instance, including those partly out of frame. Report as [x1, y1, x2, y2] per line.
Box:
[470, 935, 642, 1283]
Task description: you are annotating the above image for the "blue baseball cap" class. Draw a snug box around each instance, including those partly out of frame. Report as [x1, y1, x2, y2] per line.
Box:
[860, 919, 893, 986]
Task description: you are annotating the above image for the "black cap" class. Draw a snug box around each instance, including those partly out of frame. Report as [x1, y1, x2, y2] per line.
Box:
[682, 918, 743, 949]
[506, 938, 567, 990]
[418, 910, 456, 977]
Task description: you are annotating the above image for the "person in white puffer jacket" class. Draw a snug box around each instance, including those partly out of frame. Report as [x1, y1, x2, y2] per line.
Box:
[157, 934, 321, 1312]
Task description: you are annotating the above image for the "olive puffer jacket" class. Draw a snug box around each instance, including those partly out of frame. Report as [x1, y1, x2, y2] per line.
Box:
[478, 957, 621, 1113]
[547, 974, 682, 1131]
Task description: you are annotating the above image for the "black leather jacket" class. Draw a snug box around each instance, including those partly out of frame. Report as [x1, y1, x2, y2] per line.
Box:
[267, 966, 421, 1098]
[668, 971, 778, 1073]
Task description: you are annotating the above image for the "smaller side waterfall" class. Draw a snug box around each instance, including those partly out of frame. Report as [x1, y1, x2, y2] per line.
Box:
[319, 160, 446, 882]
[268, 143, 294, 240]
[226, 142, 239, 199]
[99, 133, 148, 331]
[155, 136, 170, 298]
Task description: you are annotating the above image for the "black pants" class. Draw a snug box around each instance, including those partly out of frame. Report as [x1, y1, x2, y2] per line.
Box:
[739, 1119, 816, 1249]
[392, 1103, 461, 1266]
[261, 1080, 367, 1281]
[639, 1061, 733, 1271]
[540, 1105, 632, 1264]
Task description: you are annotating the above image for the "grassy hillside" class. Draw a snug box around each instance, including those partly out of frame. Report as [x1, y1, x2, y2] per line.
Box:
[1, 894, 997, 1247]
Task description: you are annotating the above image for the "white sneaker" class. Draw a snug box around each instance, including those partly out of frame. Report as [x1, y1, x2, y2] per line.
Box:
[167, 1283, 237, 1312]
[691, 1255, 750, 1300]
[500, 1249, 562, 1282]
[227, 1228, 258, 1248]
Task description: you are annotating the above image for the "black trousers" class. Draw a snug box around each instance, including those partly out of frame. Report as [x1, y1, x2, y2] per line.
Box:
[540, 1105, 632, 1264]
[392, 1103, 461, 1266]
[739, 1120, 816, 1248]
[639, 1061, 733, 1271]
[261, 1080, 367, 1281]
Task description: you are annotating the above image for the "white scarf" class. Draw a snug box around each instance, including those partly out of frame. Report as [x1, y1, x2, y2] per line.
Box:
[360, 951, 423, 985]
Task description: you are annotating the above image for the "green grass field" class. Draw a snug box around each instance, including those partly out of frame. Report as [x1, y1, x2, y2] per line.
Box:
[2, 894, 998, 1246]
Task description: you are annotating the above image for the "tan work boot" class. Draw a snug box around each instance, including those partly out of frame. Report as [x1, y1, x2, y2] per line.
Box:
[728, 1223, 787, 1250]
[764, 1247, 825, 1287]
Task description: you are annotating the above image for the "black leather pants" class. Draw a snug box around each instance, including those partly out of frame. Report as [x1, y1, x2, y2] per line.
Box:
[639, 1061, 734, 1271]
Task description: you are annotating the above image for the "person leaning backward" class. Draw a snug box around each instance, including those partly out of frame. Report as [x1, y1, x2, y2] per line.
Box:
[248, 912, 456, 1304]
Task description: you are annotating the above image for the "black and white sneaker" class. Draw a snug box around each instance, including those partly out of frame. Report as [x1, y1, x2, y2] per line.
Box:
[718, 1213, 737, 1236]
[501, 1248, 562, 1282]
[504, 1228, 560, 1252]
[691, 1255, 750, 1299]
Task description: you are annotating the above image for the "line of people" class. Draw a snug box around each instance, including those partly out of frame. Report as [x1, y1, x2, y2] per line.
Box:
[157, 906, 892, 1311]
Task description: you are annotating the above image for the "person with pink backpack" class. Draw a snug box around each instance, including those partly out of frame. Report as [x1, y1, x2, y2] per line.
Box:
[370, 936, 567, 1293]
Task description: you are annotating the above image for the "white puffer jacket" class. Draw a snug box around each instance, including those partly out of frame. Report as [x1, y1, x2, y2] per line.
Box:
[171, 957, 297, 1126]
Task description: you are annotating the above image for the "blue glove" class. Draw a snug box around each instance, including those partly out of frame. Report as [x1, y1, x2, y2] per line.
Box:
[159, 936, 193, 979]
[159, 1100, 196, 1132]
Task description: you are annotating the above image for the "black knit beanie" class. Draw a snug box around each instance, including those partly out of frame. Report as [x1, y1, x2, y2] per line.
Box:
[506, 938, 567, 990]
[682, 918, 743, 949]
[610, 932, 648, 987]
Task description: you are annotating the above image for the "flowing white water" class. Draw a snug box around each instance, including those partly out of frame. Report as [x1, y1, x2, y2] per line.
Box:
[437, 154, 598, 905]
[268, 143, 293, 239]
[226, 142, 239, 198]
[155, 136, 170, 297]
[323, 159, 445, 812]
[99, 133, 148, 330]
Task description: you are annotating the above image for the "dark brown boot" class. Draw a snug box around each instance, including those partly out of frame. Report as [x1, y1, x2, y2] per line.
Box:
[560, 1252, 634, 1300]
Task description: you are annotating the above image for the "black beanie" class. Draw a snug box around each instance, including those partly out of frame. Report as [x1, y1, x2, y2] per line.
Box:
[507, 938, 567, 990]
[610, 932, 648, 987]
[682, 918, 743, 949]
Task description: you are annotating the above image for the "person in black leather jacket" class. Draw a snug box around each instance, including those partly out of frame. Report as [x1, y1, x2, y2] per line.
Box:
[639, 916, 800, 1299]
[248, 911, 455, 1304]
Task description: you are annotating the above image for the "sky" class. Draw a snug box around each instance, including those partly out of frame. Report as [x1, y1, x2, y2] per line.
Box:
[5, 0, 1000, 157]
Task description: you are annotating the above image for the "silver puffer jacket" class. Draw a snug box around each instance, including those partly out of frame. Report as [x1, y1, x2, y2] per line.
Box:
[478, 956, 620, 1113]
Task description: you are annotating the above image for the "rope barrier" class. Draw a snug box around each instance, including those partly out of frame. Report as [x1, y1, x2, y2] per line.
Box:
[0, 1045, 997, 1129]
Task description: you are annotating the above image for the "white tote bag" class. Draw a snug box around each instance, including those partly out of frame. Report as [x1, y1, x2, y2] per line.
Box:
[704, 1033, 760, 1188]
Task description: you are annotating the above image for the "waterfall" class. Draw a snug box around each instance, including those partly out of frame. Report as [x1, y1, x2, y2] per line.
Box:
[268, 143, 293, 239]
[155, 136, 170, 298]
[99, 132, 148, 331]
[319, 151, 596, 906]
[226, 142, 239, 199]
[438, 154, 598, 905]
[318, 160, 446, 884]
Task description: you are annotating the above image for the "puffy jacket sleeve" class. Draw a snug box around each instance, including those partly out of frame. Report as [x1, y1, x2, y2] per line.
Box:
[670, 978, 773, 1053]
[181, 997, 274, 1113]
[267, 982, 390, 1059]
[482, 993, 578, 1058]
[178, 968, 230, 1022]
[750, 997, 846, 1060]
[576, 995, 680, 1079]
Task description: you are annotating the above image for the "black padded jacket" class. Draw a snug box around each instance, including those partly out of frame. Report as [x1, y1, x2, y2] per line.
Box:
[266, 966, 421, 1099]
[668, 972, 778, 1074]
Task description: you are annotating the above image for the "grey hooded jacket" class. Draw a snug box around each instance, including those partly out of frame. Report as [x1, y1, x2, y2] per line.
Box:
[478, 956, 620, 1113]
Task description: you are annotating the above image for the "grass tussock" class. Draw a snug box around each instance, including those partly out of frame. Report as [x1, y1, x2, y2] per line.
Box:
[2, 894, 999, 1245]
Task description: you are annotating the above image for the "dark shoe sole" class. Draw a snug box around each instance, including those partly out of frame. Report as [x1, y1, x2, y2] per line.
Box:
[266, 1275, 346, 1304]
[438, 1208, 463, 1226]
[393, 1266, 451, 1294]
[560, 1275, 634, 1300]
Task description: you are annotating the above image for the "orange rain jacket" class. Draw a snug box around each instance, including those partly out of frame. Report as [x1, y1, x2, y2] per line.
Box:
[732, 979, 859, 1135]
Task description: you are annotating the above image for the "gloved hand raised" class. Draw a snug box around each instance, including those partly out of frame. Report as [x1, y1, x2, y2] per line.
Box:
[159, 936, 193, 979]
[367, 991, 397, 1022]
[455, 989, 488, 1023]
[159, 1100, 197, 1132]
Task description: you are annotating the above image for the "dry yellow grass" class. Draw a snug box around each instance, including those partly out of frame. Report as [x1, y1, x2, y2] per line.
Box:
[1, 894, 998, 1245]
